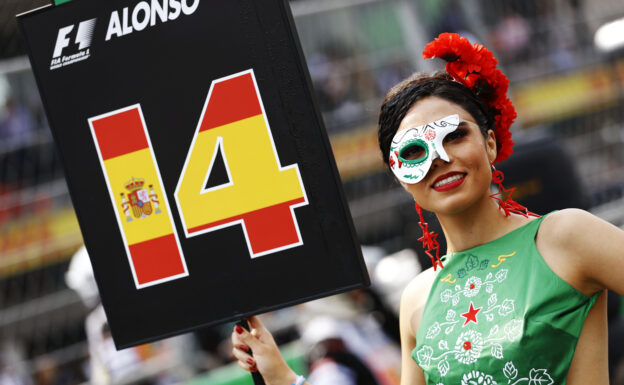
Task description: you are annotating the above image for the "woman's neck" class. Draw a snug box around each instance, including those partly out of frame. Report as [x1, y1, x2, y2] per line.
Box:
[437, 196, 531, 254]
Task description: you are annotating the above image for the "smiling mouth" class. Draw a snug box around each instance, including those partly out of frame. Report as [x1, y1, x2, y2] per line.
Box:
[432, 172, 467, 191]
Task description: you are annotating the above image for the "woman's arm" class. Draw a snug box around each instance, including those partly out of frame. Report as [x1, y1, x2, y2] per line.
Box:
[399, 271, 433, 385]
[232, 269, 435, 385]
[539, 208, 624, 296]
[566, 290, 609, 384]
[231, 316, 310, 385]
[536, 209, 612, 384]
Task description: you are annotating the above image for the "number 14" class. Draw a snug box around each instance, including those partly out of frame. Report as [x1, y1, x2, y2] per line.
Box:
[89, 69, 308, 289]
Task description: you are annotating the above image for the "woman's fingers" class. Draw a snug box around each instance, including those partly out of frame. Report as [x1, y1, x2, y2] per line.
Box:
[246, 315, 265, 333]
[233, 343, 250, 353]
[231, 326, 246, 348]
[236, 357, 257, 372]
[232, 336, 257, 372]
[230, 318, 296, 384]
[231, 343, 253, 363]
[234, 324, 261, 350]
[246, 316, 274, 344]
[231, 323, 263, 368]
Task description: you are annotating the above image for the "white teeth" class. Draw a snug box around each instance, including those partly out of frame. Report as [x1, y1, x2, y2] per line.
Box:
[433, 174, 465, 188]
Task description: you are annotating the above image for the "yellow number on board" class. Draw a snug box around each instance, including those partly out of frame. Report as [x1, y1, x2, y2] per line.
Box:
[174, 70, 308, 257]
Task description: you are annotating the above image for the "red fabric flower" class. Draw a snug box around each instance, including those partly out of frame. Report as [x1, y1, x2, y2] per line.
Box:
[422, 33, 470, 61]
[423, 33, 516, 164]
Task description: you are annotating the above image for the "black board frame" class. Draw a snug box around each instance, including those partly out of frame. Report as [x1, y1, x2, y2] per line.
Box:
[18, 0, 369, 348]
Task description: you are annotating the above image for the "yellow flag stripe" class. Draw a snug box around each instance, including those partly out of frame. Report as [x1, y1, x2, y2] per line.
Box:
[176, 114, 305, 230]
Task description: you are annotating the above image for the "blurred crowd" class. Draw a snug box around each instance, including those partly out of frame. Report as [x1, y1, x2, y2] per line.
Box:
[1, 0, 624, 384]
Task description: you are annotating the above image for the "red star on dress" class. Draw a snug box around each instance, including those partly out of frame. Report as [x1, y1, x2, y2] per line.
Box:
[461, 301, 481, 326]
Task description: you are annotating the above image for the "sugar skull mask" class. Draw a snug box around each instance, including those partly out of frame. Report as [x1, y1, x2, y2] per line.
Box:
[389, 114, 459, 184]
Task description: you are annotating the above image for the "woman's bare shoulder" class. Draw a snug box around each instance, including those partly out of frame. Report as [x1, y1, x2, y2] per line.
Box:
[538, 208, 592, 242]
[536, 208, 624, 295]
[539, 208, 624, 295]
[402, 267, 437, 306]
[537, 208, 608, 264]
[400, 266, 437, 334]
[534, 209, 596, 262]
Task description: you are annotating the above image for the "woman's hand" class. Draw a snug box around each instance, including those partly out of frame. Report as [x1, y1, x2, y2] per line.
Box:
[231, 316, 297, 385]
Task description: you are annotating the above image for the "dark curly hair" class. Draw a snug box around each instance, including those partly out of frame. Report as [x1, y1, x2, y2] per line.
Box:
[378, 72, 494, 167]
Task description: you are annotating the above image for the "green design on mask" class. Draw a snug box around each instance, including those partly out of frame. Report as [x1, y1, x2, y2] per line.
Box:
[398, 138, 429, 165]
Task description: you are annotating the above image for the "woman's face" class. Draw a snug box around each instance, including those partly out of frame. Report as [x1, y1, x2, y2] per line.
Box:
[396, 96, 497, 215]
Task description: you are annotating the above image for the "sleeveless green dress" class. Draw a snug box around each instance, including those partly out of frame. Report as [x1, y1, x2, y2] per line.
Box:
[412, 213, 598, 385]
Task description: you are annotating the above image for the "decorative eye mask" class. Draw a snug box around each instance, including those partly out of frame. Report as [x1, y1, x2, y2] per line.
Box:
[389, 114, 459, 184]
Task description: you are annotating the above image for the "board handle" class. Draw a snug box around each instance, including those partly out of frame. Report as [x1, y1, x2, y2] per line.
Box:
[236, 319, 266, 385]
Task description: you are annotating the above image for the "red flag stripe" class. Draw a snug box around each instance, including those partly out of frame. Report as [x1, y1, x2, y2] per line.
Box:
[128, 233, 186, 285]
[199, 72, 263, 132]
[92, 108, 149, 160]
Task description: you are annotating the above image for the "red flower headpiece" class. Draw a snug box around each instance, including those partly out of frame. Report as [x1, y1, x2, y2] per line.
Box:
[423, 33, 516, 164]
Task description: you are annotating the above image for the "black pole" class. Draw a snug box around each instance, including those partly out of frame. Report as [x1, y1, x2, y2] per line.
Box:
[237, 319, 266, 385]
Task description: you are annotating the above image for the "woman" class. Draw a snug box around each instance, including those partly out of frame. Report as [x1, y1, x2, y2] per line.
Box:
[231, 33, 624, 385]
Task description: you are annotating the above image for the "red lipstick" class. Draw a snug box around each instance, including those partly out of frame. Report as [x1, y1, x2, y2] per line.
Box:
[432, 172, 466, 192]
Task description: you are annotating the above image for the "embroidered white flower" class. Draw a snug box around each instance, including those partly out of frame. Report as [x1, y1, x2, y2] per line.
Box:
[464, 276, 482, 297]
[454, 330, 483, 364]
[461, 370, 497, 385]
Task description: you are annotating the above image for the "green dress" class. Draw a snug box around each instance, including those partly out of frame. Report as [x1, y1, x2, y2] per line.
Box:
[412, 213, 598, 385]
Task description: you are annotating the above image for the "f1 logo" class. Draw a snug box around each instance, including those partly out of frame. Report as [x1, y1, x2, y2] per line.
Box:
[53, 19, 96, 58]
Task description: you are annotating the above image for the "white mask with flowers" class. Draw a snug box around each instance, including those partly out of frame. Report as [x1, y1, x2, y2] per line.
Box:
[389, 114, 459, 184]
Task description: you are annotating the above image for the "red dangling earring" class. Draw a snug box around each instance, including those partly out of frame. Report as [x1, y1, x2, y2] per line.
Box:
[489, 166, 539, 218]
[414, 202, 444, 271]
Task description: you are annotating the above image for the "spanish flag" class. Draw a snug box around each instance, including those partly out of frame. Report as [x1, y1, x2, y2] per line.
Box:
[89, 106, 188, 289]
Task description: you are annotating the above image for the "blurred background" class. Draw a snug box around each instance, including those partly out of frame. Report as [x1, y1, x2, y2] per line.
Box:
[1, 0, 624, 384]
